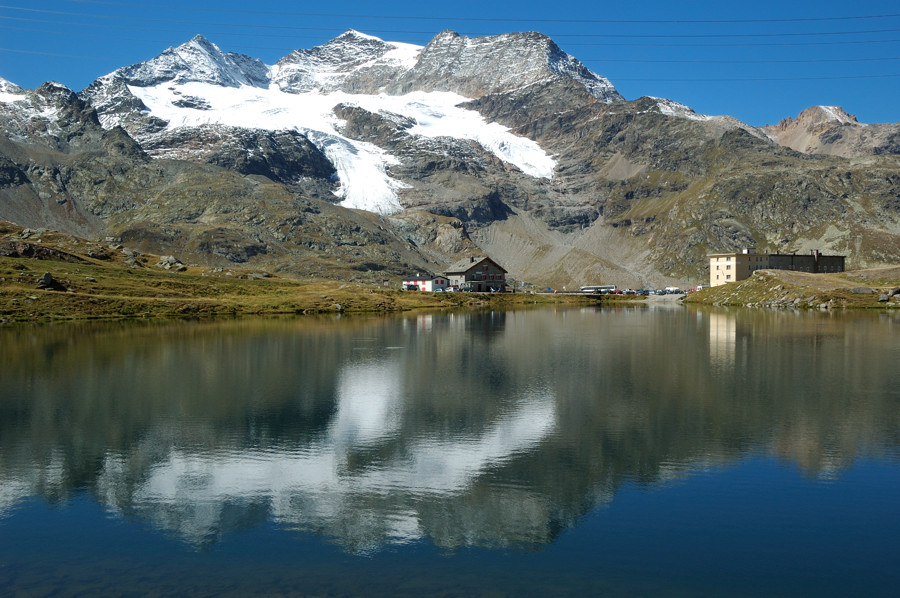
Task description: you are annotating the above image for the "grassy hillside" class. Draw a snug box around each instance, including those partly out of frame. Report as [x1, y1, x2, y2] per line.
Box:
[0, 221, 598, 324]
[684, 267, 900, 309]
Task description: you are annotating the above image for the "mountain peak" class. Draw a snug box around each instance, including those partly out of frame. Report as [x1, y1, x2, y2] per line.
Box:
[761, 104, 900, 157]
[769, 105, 859, 132]
[107, 35, 270, 88]
[187, 34, 214, 46]
[799, 105, 859, 126]
[0, 76, 24, 97]
[272, 30, 418, 93]
[336, 29, 384, 42]
[410, 30, 621, 102]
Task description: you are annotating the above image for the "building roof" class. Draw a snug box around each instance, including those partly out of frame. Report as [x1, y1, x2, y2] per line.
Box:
[708, 251, 845, 258]
[444, 255, 508, 274]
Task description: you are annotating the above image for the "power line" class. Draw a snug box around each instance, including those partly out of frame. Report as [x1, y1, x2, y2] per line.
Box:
[54, 1, 900, 24]
[1, 44, 897, 82]
[612, 74, 900, 81]
[592, 56, 900, 64]
[4, 13, 900, 47]
[3, 5, 900, 38]
[5, 23, 900, 64]
[0, 15, 355, 37]
[560, 39, 900, 47]
[0, 46, 107, 59]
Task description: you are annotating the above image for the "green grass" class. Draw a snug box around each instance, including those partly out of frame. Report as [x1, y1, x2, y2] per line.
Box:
[0, 250, 601, 324]
[684, 268, 900, 309]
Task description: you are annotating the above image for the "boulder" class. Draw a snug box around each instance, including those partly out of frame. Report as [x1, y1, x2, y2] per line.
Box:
[36, 272, 66, 291]
[156, 255, 184, 270]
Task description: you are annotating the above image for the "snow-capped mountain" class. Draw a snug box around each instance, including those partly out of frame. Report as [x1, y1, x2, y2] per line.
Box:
[0, 79, 79, 145]
[3, 30, 899, 286]
[271, 30, 421, 94]
[80, 30, 619, 214]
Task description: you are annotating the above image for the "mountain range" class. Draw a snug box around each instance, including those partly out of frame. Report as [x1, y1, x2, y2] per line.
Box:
[2, 30, 898, 288]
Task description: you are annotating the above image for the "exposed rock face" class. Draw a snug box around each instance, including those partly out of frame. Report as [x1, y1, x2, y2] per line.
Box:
[2, 29, 900, 288]
[0, 80, 442, 279]
[139, 125, 337, 197]
[113, 35, 270, 88]
[762, 106, 900, 157]
[389, 30, 621, 102]
[272, 30, 414, 94]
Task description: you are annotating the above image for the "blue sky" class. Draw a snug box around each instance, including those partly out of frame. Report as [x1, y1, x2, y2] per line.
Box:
[1, 0, 898, 126]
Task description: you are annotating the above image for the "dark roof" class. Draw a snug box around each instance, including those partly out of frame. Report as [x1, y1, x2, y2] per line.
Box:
[444, 256, 507, 274]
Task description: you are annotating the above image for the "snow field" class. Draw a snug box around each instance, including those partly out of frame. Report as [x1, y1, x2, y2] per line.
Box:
[128, 83, 556, 214]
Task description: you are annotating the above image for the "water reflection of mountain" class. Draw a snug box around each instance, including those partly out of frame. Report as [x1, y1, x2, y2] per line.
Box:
[1, 311, 898, 551]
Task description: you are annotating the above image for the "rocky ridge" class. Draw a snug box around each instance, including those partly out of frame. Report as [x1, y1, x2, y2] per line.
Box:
[762, 106, 900, 158]
[0, 79, 470, 280]
[2, 30, 899, 288]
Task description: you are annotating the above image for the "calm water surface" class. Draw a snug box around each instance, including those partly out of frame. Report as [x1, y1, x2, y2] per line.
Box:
[1, 306, 898, 596]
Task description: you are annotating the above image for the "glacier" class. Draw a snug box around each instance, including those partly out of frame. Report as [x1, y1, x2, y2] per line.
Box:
[80, 31, 580, 215]
[128, 82, 557, 214]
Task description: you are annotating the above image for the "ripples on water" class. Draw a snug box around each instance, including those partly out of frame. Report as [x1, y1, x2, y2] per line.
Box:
[0, 308, 898, 596]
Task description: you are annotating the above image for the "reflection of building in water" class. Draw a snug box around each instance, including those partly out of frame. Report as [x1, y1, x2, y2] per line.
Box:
[708, 312, 736, 368]
[408, 313, 433, 332]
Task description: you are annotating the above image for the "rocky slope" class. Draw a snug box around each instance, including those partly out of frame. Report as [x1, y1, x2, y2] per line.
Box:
[2, 30, 899, 288]
[0, 78, 469, 280]
[762, 106, 900, 158]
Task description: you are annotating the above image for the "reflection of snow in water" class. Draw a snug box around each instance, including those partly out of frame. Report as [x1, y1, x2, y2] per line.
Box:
[0, 449, 68, 519]
[114, 355, 556, 546]
[330, 360, 403, 448]
[0, 479, 31, 518]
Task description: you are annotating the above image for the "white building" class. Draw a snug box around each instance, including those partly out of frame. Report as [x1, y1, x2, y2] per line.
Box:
[402, 275, 450, 292]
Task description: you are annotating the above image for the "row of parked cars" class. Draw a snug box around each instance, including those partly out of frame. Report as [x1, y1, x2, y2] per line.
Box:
[616, 289, 683, 296]
[579, 287, 688, 295]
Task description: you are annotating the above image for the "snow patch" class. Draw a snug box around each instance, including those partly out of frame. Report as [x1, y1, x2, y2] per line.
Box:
[128, 82, 555, 214]
[381, 42, 422, 70]
[0, 77, 25, 103]
[818, 106, 855, 125]
[653, 97, 713, 121]
[350, 91, 555, 179]
[0, 91, 25, 104]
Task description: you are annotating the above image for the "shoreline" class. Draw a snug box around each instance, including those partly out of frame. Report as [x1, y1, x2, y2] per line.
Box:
[0, 255, 607, 325]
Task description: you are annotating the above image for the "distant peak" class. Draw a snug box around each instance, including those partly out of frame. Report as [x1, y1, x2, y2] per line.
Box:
[771, 105, 859, 129]
[801, 105, 858, 125]
[0, 76, 24, 94]
[181, 35, 220, 52]
[36, 80, 74, 94]
[433, 30, 461, 39]
[35, 81, 77, 103]
[337, 29, 383, 42]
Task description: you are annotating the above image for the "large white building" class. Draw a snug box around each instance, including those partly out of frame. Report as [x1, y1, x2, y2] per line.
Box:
[709, 249, 845, 287]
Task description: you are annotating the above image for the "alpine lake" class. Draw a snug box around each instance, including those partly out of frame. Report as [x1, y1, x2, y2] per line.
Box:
[1, 304, 898, 597]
